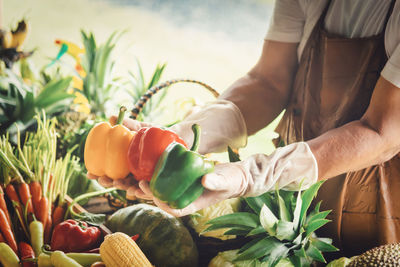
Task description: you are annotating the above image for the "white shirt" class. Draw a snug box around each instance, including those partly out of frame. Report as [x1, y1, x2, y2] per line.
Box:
[265, 0, 400, 88]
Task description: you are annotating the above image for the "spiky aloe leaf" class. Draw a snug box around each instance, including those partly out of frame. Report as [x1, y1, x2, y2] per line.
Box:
[275, 221, 296, 241]
[235, 237, 283, 262]
[279, 190, 296, 215]
[305, 210, 331, 225]
[299, 181, 324, 226]
[305, 219, 330, 237]
[262, 244, 290, 267]
[306, 244, 326, 263]
[204, 212, 259, 233]
[310, 237, 338, 253]
[260, 204, 279, 236]
[247, 225, 266, 236]
[246, 193, 277, 216]
[203, 223, 252, 234]
[207, 179, 337, 265]
[288, 255, 302, 267]
[277, 189, 291, 221]
[224, 228, 252, 236]
[292, 187, 303, 231]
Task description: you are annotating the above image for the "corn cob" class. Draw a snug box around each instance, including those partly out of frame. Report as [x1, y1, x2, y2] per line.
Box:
[100, 232, 152, 267]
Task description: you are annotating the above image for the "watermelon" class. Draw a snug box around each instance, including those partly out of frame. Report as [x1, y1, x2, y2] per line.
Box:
[105, 203, 198, 267]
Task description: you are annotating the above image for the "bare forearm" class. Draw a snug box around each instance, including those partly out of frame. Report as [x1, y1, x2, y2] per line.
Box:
[308, 77, 400, 180]
[219, 40, 298, 135]
[220, 73, 290, 135]
[308, 121, 398, 179]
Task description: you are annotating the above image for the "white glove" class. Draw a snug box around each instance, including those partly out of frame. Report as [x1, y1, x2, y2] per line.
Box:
[231, 141, 318, 197]
[139, 142, 318, 217]
[170, 99, 247, 154]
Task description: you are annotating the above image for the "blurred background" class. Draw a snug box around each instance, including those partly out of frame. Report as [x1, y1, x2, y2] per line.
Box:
[3, 0, 279, 159]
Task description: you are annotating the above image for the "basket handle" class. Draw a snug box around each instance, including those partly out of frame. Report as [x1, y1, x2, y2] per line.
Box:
[129, 79, 220, 120]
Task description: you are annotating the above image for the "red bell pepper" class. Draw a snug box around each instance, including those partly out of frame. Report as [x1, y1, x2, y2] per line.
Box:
[50, 219, 101, 253]
[127, 127, 187, 181]
[19, 242, 35, 267]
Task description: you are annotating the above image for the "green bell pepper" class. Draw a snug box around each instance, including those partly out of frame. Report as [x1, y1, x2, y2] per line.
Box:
[150, 124, 214, 209]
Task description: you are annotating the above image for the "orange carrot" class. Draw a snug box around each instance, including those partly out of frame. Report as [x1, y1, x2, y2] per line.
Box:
[0, 209, 18, 253]
[5, 184, 23, 217]
[52, 205, 65, 227]
[44, 213, 52, 244]
[29, 181, 42, 219]
[0, 187, 12, 227]
[37, 196, 48, 228]
[17, 183, 34, 214]
[0, 232, 5, 243]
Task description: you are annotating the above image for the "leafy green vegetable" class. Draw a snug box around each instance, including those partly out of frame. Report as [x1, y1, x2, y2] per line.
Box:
[80, 30, 123, 117]
[204, 181, 338, 266]
[0, 70, 74, 136]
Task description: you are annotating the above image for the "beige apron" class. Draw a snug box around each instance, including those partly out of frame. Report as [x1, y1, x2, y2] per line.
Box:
[274, 0, 399, 257]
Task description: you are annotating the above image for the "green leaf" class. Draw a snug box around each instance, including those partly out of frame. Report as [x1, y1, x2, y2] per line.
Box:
[294, 247, 307, 259]
[292, 232, 304, 246]
[288, 255, 302, 267]
[262, 243, 290, 267]
[35, 77, 73, 105]
[292, 188, 302, 230]
[310, 237, 338, 252]
[0, 94, 16, 105]
[305, 210, 331, 225]
[224, 228, 252, 236]
[228, 146, 241, 162]
[305, 219, 330, 237]
[275, 220, 295, 241]
[277, 189, 291, 221]
[235, 237, 283, 262]
[206, 212, 260, 228]
[247, 225, 266, 236]
[279, 190, 296, 215]
[245, 192, 276, 215]
[299, 181, 324, 226]
[238, 236, 264, 254]
[202, 223, 252, 234]
[306, 244, 326, 263]
[260, 204, 279, 236]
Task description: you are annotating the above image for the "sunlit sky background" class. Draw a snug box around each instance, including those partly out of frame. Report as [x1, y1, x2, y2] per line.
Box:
[4, 0, 278, 158]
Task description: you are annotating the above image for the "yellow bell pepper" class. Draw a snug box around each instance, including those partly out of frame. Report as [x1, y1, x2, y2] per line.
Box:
[84, 107, 135, 180]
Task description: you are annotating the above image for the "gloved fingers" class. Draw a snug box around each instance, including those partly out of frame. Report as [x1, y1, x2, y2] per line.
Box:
[153, 189, 227, 217]
[113, 175, 136, 190]
[202, 162, 248, 196]
[98, 176, 114, 188]
[137, 180, 154, 200]
[201, 173, 227, 190]
[136, 180, 224, 217]
[125, 186, 138, 200]
[87, 173, 98, 180]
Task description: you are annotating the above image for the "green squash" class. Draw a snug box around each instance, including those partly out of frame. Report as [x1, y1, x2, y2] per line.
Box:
[105, 204, 198, 267]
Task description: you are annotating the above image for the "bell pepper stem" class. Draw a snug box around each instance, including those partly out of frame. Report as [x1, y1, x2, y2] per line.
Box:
[190, 124, 201, 152]
[116, 106, 127, 125]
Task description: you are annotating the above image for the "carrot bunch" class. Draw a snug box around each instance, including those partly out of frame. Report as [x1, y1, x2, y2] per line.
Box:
[0, 113, 81, 255]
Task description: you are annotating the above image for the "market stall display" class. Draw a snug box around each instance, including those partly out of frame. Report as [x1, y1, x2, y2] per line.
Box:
[0, 19, 367, 267]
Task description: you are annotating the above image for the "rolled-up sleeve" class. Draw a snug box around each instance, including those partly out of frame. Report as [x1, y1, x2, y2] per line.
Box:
[265, 0, 305, 43]
[382, 45, 400, 88]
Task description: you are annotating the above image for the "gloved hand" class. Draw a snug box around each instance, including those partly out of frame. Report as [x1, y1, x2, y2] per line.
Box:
[170, 99, 247, 154]
[88, 99, 247, 200]
[138, 142, 318, 217]
[87, 117, 154, 200]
